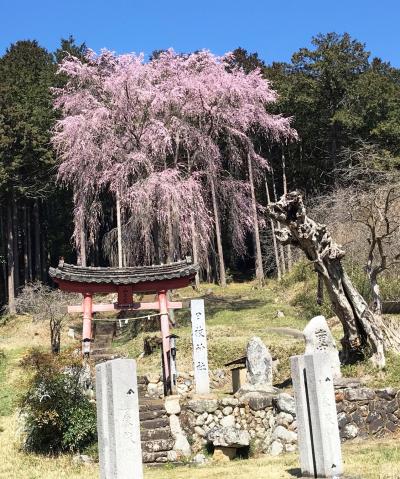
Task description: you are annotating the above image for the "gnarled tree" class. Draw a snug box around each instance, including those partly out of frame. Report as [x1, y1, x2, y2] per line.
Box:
[267, 191, 400, 368]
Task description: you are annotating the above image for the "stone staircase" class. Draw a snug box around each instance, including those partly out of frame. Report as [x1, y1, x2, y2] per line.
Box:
[139, 399, 175, 466]
[91, 323, 176, 466]
[91, 321, 117, 362]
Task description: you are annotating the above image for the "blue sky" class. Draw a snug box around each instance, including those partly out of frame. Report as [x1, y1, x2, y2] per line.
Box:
[1, 0, 399, 65]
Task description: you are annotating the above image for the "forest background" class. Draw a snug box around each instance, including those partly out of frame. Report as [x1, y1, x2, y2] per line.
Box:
[1, 32, 400, 311]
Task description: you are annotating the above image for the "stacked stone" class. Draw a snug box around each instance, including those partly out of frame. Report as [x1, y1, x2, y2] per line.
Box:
[335, 386, 400, 440]
[143, 369, 228, 398]
[180, 393, 298, 455]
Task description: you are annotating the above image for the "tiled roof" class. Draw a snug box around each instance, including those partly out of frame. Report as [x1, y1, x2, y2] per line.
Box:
[49, 258, 199, 285]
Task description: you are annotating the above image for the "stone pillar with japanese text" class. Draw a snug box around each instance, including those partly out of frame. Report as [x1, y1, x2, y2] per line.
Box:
[190, 299, 210, 395]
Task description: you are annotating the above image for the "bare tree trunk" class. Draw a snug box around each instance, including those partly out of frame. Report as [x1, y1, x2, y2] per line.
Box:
[6, 199, 16, 314]
[191, 215, 200, 289]
[79, 222, 87, 267]
[23, 204, 29, 284]
[210, 176, 226, 287]
[271, 170, 286, 274]
[116, 194, 123, 268]
[50, 318, 61, 354]
[281, 149, 292, 271]
[265, 178, 281, 280]
[12, 196, 19, 291]
[248, 154, 264, 285]
[267, 191, 400, 368]
[33, 199, 41, 280]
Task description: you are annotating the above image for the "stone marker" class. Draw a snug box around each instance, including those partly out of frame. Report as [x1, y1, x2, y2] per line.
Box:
[96, 358, 143, 479]
[190, 299, 210, 394]
[291, 352, 343, 478]
[303, 315, 342, 379]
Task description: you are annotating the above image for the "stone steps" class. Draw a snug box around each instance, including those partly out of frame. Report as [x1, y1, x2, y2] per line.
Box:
[139, 399, 175, 466]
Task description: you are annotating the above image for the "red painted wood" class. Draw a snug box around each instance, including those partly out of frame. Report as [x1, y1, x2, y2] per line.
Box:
[67, 300, 182, 314]
[82, 293, 93, 345]
[158, 290, 170, 389]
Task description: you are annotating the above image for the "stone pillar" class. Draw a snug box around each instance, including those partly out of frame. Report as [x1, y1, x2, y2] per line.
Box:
[96, 358, 143, 479]
[190, 299, 210, 395]
[291, 352, 343, 478]
[158, 290, 171, 394]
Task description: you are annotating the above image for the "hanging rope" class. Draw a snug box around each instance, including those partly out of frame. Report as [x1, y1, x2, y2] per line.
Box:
[92, 312, 163, 324]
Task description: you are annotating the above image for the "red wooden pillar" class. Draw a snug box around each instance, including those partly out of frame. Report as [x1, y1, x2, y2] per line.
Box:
[82, 292, 93, 356]
[158, 290, 170, 392]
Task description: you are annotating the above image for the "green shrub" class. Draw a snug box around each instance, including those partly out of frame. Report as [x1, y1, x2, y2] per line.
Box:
[281, 261, 314, 287]
[20, 349, 97, 454]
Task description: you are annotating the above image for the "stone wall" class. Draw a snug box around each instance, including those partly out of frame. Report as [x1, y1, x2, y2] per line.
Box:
[179, 393, 298, 456]
[168, 384, 400, 458]
[335, 386, 400, 440]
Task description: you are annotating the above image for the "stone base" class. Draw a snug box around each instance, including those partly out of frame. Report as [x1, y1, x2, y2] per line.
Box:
[213, 446, 237, 461]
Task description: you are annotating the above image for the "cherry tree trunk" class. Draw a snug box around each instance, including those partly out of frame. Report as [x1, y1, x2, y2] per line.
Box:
[210, 176, 226, 287]
[265, 179, 281, 280]
[191, 215, 200, 289]
[267, 191, 400, 368]
[247, 154, 264, 285]
[367, 270, 383, 316]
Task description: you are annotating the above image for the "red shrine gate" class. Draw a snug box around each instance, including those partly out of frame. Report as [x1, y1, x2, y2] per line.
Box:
[49, 258, 198, 395]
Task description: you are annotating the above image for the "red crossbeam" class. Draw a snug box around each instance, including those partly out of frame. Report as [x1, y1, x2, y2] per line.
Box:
[67, 301, 182, 314]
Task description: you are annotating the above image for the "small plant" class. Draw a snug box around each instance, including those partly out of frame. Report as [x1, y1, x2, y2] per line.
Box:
[19, 349, 97, 454]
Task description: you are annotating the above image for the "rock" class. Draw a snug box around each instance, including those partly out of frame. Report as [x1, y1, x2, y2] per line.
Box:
[196, 415, 205, 426]
[376, 388, 397, 400]
[165, 396, 181, 415]
[237, 391, 276, 409]
[276, 412, 294, 427]
[72, 454, 93, 465]
[303, 315, 342, 379]
[343, 423, 359, 439]
[276, 393, 296, 415]
[178, 371, 190, 380]
[147, 383, 159, 396]
[221, 397, 239, 407]
[146, 372, 161, 384]
[344, 388, 375, 401]
[272, 425, 297, 444]
[246, 337, 273, 387]
[169, 414, 182, 435]
[276, 310, 285, 318]
[187, 399, 218, 414]
[194, 426, 206, 437]
[174, 432, 191, 457]
[220, 415, 235, 428]
[193, 452, 207, 465]
[269, 440, 283, 456]
[222, 406, 233, 415]
[206, 427, 250, 447]
[167, 450, 178, 461]
[285, 443, 297, 453]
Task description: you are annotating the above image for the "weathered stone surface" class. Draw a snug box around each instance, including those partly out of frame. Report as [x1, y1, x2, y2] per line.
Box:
[141, 417, 169, 430]
[303, 315, 341, 379]
[165, 396, 181, 415]
[376, 388, 397, 400]
[173, 432, 191, 457]
[272, 425, 297, 444]
[269, 440, 283, 456]
[140, 427, 171, 441]
[221, 397, 239, 407]
[146, 372, 160, 384]
[276, 412, 294, 427]
[236, 391, 275, 410]
[220, 415, 235, 428]
[141, 438, 175, 453]
[246, 337, 273, 386]
[187, 399, 218, 414]
[344, 388, 375, 401]
[276, 393, 296, 416]
[206, 427, 250, 447]
[343, 423, 358, 439]
[194, 426, 206, 437]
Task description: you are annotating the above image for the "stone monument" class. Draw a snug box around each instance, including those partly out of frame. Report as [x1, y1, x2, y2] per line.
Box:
[303, 315, 341, 379]
[236, 337, 277, 399]
[291, 352, 343, 478]
[191, 299, 210, 395]
[96, 358, 143, 479]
